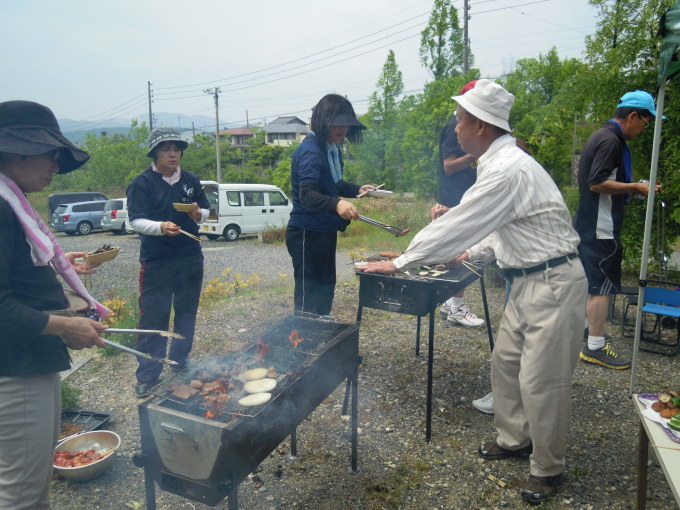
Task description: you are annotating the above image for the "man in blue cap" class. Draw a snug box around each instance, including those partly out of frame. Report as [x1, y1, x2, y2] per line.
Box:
[574, 90, 663, 370]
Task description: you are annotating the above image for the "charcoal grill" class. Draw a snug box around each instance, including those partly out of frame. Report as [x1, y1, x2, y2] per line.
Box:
[349, 259, 494, 441]
[135, 315, 360, 509]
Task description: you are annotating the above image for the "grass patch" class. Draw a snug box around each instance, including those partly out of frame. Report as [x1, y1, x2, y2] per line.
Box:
[364, 462, 424, 509]
[261, 226, 286, 244]
[339, 197, 431, 255]
[61, 380, 82, 410]
[201, 268, 261, 307]
[100, 293, 140, 356]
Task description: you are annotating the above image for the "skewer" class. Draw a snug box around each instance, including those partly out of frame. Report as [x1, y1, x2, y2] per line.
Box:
[461, 260, 482, 278]
[356, 183, 385, 198]
[650, 445, 680, 451]
[462, 260, 483, 270]
[179, 229, 202, 242]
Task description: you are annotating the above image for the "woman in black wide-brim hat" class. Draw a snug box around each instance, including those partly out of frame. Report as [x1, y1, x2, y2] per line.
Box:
[0, 100, 109, 509]
[285, 94, 375, 316]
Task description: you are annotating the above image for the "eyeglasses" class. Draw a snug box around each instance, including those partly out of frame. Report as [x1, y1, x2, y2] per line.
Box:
[638, 114, 651, 129]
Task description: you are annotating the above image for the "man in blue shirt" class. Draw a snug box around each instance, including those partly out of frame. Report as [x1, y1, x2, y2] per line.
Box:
[574, 91, 662, 370]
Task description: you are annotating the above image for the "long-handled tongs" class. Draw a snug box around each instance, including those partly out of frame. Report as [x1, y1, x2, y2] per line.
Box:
[358, 215, 410, 237]
[103, 328, 185, 339]
[99, 338, 178, 366]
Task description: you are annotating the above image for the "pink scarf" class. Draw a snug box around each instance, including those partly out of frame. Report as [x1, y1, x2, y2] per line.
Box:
[0, 172, 110, 318]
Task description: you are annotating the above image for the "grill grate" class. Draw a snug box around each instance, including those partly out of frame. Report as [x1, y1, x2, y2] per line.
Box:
[150, 314, 355, 421]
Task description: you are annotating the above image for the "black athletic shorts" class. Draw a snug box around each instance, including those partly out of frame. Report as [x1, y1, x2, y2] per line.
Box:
[577, 238, 623, 295]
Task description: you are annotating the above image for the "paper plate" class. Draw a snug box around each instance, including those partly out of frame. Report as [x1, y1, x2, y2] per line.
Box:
[85, 247, 120, 265]
[366, 190, 394, 198]
[172, 203, 196, 212]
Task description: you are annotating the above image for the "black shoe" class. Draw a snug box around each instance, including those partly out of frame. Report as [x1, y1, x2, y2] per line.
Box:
[521, 473, 565, 505]
[169, 363, 186, 373]
[580, 344, 631, 370]
[477, 439, 532, 460]
[135, 381, 157, 398]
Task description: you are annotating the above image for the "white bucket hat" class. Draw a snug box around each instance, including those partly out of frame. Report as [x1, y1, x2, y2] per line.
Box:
[452, 79, 514, 132]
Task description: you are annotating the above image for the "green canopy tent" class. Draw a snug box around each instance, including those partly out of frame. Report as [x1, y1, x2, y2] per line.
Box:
[630, 0, 680, 393]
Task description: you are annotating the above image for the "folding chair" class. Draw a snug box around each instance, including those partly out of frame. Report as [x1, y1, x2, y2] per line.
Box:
[636, 280, 680, 356]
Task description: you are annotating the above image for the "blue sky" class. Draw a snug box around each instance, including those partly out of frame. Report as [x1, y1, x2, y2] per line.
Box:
[2, 0, 597, 130]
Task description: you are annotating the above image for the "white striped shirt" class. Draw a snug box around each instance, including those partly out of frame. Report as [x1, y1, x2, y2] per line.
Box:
[393, 134, 580, 271]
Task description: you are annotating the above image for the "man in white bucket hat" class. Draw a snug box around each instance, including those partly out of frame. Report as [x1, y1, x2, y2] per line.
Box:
[359, 79, 586, 505]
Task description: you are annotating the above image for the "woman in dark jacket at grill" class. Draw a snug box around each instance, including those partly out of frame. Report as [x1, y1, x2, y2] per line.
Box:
[286, 94, 374, 316]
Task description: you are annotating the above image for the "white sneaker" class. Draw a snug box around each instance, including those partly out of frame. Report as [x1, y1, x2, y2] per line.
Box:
[446, 304, 485, 327]
[472, 392, 494, 414]
[440, 301, 453, 316]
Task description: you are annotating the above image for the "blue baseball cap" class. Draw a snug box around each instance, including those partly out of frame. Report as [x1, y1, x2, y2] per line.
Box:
[618, 90, 661, 118]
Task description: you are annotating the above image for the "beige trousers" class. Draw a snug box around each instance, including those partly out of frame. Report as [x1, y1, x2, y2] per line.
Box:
[0, 373, 61, 510]
[491, 259, 586, 477]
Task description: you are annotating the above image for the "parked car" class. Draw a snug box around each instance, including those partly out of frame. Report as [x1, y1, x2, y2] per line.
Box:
[198, 181, 292, 241]
[51, 200, 107, 235]
[101, 198, 132, 235]
[47, 192, 108, 218]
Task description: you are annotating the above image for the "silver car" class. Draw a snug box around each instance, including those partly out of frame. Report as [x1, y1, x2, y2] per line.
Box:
[51, 200, 107, 235]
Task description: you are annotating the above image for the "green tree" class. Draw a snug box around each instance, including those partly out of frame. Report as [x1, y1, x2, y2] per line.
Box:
[398, 73, 479, 199]
[347, 50, 405, 188]
[502, 48, 589, 186]
[54, 120, 149, 192]
[419, 0, 469, 79]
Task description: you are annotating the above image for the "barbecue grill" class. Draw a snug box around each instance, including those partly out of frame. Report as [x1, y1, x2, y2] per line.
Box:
[135, 314, 360, 509]
[349, 258, 494, 441]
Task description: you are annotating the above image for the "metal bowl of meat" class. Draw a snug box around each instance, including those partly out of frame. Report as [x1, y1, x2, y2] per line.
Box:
[53, 430, 121, 481]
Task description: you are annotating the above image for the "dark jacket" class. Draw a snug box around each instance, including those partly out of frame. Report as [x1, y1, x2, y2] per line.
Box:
[127, 167, 210, 262]
[574, 121, 628, 240]
[288, 135, 361, 233]
[0, 199, 71, 376]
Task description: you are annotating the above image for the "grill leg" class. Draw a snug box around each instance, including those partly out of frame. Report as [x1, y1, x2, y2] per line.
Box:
[144, 465, 156, 510]
[290, 427, 298, 458]
[415, 315, 422, 356]
[479, 270, 494, 351]
[426, 309, 435, 442]
[351, 364, 359, 472]
[228, 486, 238, 510]
[343, 304, 364, 415]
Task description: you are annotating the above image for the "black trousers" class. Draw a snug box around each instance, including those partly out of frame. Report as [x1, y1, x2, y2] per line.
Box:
[135, 253, 204, 383]
[285, 226, 337, 316]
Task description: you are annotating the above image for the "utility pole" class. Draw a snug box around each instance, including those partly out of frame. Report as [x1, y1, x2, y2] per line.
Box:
[147, 81, 154, 131]
[463, 0, 470, 74]
[204, 87, 222, 183]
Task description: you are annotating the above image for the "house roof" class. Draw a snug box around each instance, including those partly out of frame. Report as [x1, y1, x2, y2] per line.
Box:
[267, 116, 307, 126]
[265, 123, 309, 134]
[219, 127, 254, 136]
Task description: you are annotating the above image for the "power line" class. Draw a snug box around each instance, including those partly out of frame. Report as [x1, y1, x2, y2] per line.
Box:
[155, 11, 431, 92]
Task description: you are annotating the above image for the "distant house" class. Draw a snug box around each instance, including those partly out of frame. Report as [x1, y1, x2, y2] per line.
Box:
[263, 116, 308, 147]
[218, 127, 256, 147]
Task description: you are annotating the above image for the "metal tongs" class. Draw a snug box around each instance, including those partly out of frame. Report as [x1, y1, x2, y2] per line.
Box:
[103, 328, 185, 339]
[99, 338, 179, 366]
[358, 215, 410, 237]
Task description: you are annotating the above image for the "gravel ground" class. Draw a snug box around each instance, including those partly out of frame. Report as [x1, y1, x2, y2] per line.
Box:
[48, 231, 678, 510]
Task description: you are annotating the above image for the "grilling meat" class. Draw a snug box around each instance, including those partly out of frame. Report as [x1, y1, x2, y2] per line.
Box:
[172, 384, 199, 400]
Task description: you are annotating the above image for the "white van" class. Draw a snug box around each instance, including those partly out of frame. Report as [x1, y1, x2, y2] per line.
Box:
[199, 181, 292, 241]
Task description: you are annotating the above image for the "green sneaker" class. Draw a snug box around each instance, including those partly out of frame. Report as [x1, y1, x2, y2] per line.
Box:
[579, 344, 631, 370]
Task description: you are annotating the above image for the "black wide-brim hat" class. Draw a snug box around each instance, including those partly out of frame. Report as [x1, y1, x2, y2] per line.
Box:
[0, 100, 91, 174]
[331, 113, 366, 129]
